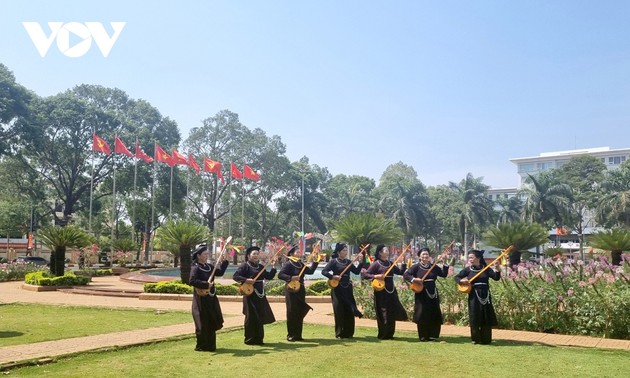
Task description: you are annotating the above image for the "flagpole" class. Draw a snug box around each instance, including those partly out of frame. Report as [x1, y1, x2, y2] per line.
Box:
[169, 165, 174, 217]
[148, 143, 157, 265]
[89, 130, 95, 233]
[228, 179, 232, 237]
[131, 138, 138, 245]
[241, 183, 245, 242]
[111, 138, 117, 264]
[185, 169, 190, 217]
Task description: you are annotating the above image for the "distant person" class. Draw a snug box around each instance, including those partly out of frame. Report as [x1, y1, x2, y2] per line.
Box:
[454, 249, 501, 345]
[189, 245, 229, 352]
[403, 247, 450, 341]
[321, 243, 367, 339]
[233, 246, 277, 345]
[361, 244, 408, 339]
[278, 245, 318, 341]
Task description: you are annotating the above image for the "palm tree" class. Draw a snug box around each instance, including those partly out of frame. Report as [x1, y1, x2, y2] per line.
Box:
[589, 228, 630, 265]
[482, 222, 550, 266]
[448, 173, 494, 253]
[520, 172, 572, 227]
[38, 226, 93, 276]
[596, 163, 630, 227]
[495, 196, 523, 225]
[332, 213, 404, 255]
[157, 220, 207, 284]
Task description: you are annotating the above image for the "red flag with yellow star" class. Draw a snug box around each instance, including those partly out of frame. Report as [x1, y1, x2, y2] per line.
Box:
[92, 134, 111, 155]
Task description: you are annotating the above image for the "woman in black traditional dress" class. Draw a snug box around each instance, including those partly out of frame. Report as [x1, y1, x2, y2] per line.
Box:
[454, 249, 501, 345]
[233, 246, 277, 345]
[278, 246, 318, 341]
[361, 244, 408, 340]
[403, 247, 450, 341]
[321, 243, 366, 339]
[189, 245, 230, 351]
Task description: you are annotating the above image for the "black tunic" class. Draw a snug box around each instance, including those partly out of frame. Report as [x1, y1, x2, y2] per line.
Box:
[321, 257, 365, 338]
[278, 259, 318, 340]
[233, 261, 277, 344]
[189, 259, 229, 351]
[361, 259, 409, 339]
[403, 262, 448, 339]
[454, 265, 500, 327]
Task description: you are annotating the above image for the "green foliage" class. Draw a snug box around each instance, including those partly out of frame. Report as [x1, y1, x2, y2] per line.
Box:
[589, 228, 630, 265]
[214, 283, 240, 295]
[37, 226, 94, 250]
[307, 279, 329, 293]
[483, 221, 550, 265]
[332, 212, 404, 249]
[0, 262, 44, 281]
[144, 280, 193, 294]
[157, 219, 208, 284]
[544, 247, 565, 257]
[25, 271, 89, 286]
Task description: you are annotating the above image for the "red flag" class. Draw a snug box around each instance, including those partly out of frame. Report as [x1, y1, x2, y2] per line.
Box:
[188, 154, 200, 175]
[230, 162, 243, 180]
[92, 134, 111, 155]
[155, 144, 173, 166]
[135, 142, 153, 163]
[114, 136, 133, 157]
[171, 149, 188, 165]
[204, 157, 225, 183]
[243, 164, 261, 181]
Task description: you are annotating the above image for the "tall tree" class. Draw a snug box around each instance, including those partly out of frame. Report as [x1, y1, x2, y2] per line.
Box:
[0, 64, 34, 155]
[374, 162, 429, 241]
[448, 173, 494, 253]
[597, 160, 630, 228]
[323, 174, 377, 221]
[520, 171, 572, 228]
[556, 155, 607, 258]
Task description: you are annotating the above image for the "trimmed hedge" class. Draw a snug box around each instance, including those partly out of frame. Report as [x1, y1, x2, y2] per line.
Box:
[25, 271, 90, 286]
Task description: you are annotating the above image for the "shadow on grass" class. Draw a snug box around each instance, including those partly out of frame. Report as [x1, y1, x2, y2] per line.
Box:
[0, 331, 24, 339]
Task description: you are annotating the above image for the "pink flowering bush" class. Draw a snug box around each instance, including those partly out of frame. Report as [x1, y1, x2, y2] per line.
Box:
[0, 262, 46, 282]
[487, 254, 629, 339]
[354, 254, 630, 339]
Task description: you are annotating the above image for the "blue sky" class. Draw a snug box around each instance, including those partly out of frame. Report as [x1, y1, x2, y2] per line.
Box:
[3, 1, 630, 189]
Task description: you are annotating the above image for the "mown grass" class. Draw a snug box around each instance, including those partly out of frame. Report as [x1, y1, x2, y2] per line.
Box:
[0, 303, 190, 346]
[10, 323, 630, 377]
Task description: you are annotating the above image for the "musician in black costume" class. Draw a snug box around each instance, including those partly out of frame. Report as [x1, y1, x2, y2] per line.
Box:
[233, 246, 277, 345]
[361, 244, 408, 340]
[278, 246, 318, 341]
[321, 243, 366, 339]
[454, 249, 501, 345]
[189, 245, 230, 351]
[403, 247, 450, 341]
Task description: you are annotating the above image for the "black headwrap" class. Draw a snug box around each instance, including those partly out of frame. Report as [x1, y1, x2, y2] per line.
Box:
[471, 249, 486, 266]
[245, 246, 260, 261]
[332, 243, 346, 258]
[192, 245, 207, 261]
[375, 244, 386, 260]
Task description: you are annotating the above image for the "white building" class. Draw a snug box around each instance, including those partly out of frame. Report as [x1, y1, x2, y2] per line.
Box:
[510, 146, 629, 185]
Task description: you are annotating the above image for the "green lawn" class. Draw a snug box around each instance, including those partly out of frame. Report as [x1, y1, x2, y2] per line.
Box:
[0, 303, 191, 346]
[9, 323, 630, 377]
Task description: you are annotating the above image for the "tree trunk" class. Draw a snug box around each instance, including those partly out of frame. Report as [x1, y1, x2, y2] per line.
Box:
[179, 245, 192, 284]
[50, 246, 66, 276]
[611, 249, 623, 266]
[509, 250, 521, 267]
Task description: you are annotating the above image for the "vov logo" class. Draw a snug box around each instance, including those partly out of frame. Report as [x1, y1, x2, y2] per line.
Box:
[23, 22, 126, 58]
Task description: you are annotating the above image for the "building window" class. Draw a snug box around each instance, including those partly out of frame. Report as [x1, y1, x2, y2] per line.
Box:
[519, 163, 535, 172]
[608, 156, 626, 165]
[537, 162, 553, 171]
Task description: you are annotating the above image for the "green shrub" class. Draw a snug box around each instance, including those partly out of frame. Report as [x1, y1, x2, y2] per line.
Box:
[215, 283, 240, 296]
[1, 263, 44, 282]
[267, 283, 285, 296]
[144, 280, 193, 294]
[25, 271, 90, 286]
[307, 280, 329, 293]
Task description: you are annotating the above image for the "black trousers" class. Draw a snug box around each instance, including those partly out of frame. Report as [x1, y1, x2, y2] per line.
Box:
[286, 311, 304, 340]
[244, 314, 264, 345]
[195, 328, 217, 351]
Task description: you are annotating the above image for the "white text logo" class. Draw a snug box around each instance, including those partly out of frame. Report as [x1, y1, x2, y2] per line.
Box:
[23, 22, 126, 58]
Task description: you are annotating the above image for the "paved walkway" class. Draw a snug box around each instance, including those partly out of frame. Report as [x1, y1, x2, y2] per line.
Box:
[1, 276, 629, 369]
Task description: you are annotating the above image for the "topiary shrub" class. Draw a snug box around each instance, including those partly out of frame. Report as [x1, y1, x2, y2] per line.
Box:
[25, 271, 90, 286]
[307, 280, 329, 294]
[215, 283, 240, 295]
[144, 280, 193, 294]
